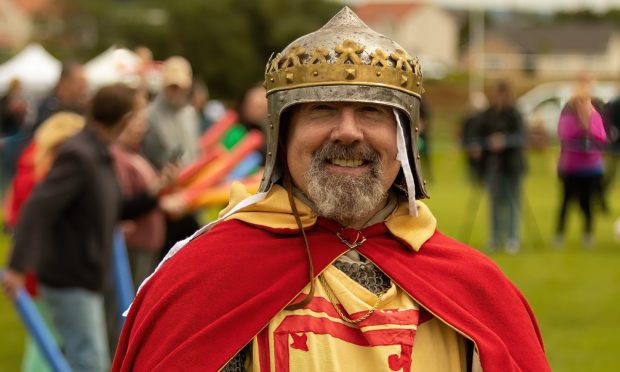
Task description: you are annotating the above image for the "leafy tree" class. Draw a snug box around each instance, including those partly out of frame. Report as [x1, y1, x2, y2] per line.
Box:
[46, 0, 343, 99]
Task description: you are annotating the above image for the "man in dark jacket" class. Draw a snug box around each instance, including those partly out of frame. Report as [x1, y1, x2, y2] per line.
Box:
[2, 84, 149, 372]
[475, 81, 527, 253]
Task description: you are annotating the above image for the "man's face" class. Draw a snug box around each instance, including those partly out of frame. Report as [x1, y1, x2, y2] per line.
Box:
[62, 66, 88, 109]
[242, 86, 268, 126]
[118, 92, 148, 147]
[191, 86, 208, 111]
[286, 102, 401, 224]
[164, 84, 189, 109]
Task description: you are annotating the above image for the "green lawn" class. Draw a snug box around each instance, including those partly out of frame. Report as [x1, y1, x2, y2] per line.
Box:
[1, 141, 619, 370]
[426, 141, 620, 371]
[0, 230, 25, 369]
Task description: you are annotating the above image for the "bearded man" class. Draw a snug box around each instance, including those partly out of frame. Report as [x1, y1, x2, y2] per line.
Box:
[112, 8, 550, 372]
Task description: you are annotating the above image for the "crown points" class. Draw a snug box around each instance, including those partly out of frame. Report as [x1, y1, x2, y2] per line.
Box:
[309, 47, 330, 65]
[282, 44, 306, 69]
[412, 56, 423, 76]
[264, 8, 423, 96]
[335, 39, 364, 64]
[391, 49, 413, 72]
[370, 48, 389, 67]
[268, 53, 282, 73]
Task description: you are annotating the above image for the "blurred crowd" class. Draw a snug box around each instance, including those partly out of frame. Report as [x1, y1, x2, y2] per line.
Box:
[0, 49, 269, 371]
[458, 75, 620, 253]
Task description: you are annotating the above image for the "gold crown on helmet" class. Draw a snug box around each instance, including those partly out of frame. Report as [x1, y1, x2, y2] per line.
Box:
[264, 7, 424, 97]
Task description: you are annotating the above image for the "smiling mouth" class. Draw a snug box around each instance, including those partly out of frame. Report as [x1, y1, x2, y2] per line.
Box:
[328, 158, 367, 167]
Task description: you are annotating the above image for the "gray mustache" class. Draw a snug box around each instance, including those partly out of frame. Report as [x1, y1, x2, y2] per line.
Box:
[312, 143, 380, 163]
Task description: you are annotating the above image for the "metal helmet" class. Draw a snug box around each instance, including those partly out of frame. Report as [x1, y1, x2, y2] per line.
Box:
[260, 6, 428, 199]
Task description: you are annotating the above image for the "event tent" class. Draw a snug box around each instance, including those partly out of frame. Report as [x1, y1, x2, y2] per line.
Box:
[0, 43, 61, 96]
[84, 47, 142, 90]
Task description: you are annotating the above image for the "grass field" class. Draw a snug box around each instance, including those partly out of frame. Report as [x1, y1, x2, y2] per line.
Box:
[427, 142, 620, 371]
[1, 106, 619, 370]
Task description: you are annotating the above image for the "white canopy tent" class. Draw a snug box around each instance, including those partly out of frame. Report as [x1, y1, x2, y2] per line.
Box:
[0, 43, 61, 97]
[84, 47, 142, 90]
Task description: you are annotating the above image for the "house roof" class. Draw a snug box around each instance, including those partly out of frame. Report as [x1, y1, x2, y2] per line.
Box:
[490, 23, 617, 55]
[355, 2, 422, 25]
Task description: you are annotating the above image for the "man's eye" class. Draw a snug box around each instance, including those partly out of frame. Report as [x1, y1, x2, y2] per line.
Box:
[311, 104, 335, 111]
[360, 106, 381, 113]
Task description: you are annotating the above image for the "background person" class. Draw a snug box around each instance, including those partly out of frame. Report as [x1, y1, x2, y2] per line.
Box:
[142, 56, 200, 170]
[219, 83, 269, 156]
[0, 78, 28, 137]
[604, 87, 620, 193]
[34, 62, 88, 131]
[2, 84, 153, 372]
[238, 83, 268, 133]
[2, 111, 84, 372]
[0, 77, 29, 193]
[4, 112, 84, 231]
[418, 100, 433, 181]
[142, 56, 202, 259]
[190, 79, 212, 134]
[106, 90, 182, 354]
[458, 90, 488, 185]
[110, 90, 180, 288]
[475, 81, 527, 253]
[555, 81, 608, 248]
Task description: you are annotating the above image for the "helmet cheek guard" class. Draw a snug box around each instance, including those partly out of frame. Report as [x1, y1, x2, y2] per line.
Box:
[260, 7, 428, 200]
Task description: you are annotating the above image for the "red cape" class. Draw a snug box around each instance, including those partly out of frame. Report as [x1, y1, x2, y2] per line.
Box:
[113, 218, 549, 371]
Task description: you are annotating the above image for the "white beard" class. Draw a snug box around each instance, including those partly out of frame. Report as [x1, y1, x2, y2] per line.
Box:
[304, 143, 387, 224]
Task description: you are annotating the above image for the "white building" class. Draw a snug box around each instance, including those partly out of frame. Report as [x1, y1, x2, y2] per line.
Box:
[355, 2, 460, 78]
[465, 22, 620, 79]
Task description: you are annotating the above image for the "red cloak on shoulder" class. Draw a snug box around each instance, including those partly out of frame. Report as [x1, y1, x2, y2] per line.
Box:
[112, 218, 550, 371]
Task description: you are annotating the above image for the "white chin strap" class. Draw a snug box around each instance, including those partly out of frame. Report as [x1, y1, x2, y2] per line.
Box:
[394, 108, 418, 217]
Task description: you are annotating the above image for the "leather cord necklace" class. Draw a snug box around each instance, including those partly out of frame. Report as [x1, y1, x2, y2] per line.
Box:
[336, 229, 367, 249]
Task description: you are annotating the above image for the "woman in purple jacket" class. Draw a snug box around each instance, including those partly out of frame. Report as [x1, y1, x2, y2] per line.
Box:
[556, 84, 608, 247]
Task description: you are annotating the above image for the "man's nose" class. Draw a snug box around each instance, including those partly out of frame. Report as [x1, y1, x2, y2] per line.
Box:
[329, 107, 363, 144]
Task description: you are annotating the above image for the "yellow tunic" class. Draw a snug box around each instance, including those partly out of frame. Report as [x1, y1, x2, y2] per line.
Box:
[247, 266, 468, 372]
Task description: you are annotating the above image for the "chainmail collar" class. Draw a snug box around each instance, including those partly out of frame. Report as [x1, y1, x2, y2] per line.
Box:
[291, 186, 399, 295]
